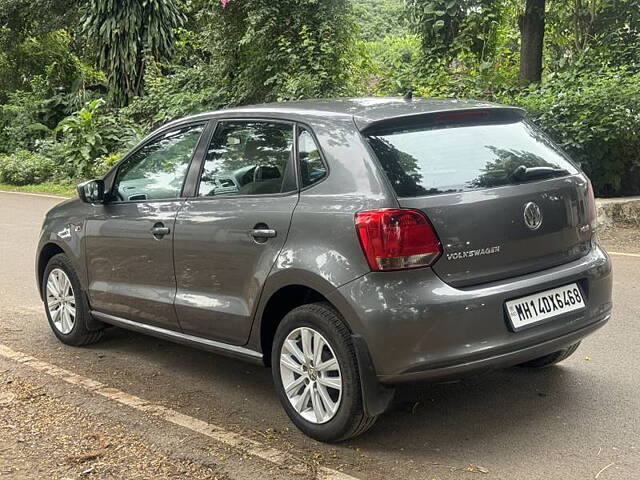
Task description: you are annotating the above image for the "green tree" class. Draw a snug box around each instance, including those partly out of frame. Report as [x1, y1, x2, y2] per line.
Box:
[519, 0, 545, 84]
[352, 0, 409, 42]
[0, 0, 87, 101]
[200, 0, 356, 105]
[406, 0, 502, 62]
[546, 0, 640, 71]
[83, 0, 185, 106]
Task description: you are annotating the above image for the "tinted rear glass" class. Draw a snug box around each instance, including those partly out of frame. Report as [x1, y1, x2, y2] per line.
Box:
[366, 120, 579, 197]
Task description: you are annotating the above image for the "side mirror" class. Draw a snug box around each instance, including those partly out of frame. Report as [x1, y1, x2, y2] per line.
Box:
[77, 179, 105, 203]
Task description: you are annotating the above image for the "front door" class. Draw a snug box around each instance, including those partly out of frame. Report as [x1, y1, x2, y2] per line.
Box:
[85, 123, 206, 329]
[173, 120, 299, 344]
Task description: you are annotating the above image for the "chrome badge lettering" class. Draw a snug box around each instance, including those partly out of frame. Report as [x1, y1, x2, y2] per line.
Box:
[446, 245, 501, 260]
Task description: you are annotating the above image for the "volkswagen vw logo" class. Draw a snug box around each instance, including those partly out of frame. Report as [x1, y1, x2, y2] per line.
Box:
[523, 202, 543, 230]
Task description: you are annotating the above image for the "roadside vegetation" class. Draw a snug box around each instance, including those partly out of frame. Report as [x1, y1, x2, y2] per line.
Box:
[0, 182, 75, 197]
[1, 0, 639, 197]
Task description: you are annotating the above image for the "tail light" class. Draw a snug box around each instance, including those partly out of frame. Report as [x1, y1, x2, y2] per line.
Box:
[586, 178, 597, 229]
[355, 209, 442, 271]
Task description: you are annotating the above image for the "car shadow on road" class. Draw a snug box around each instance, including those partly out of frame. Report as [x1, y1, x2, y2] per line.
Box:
[357, 365, 595, 458]
[93, 326, 595, 460]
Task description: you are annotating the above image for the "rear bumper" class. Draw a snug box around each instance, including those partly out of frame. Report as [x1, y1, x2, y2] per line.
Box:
[377, 311, 609, 383]
[330, 241, 612, 384]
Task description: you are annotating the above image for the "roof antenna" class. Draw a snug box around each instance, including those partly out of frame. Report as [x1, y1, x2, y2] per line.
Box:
[403, 89, 413, 101]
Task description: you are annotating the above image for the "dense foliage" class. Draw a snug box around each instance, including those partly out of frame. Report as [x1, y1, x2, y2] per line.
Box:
[0, 149, 55, 185]
[406, 0, 503, 61]
[202, 0, 356, 105]
[84, 0, 185, 106]
[48, 99, 140, 178]
[518, 68, 640, 196]
[0, 0, 639, 196]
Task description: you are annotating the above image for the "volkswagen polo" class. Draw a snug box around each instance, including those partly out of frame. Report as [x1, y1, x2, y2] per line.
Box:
[37, 98, 613, 442]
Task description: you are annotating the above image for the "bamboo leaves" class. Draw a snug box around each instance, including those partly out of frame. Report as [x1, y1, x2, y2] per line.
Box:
[84, 0, 185, 106]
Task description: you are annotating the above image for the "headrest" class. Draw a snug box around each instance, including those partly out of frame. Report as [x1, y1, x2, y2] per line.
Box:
[256, 165, 280, 181]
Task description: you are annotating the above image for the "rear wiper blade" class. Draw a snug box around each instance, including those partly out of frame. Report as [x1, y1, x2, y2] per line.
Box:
[511, 165, 568, 181]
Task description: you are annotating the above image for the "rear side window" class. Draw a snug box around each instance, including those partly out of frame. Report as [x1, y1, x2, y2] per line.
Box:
[198, 121, 294, 197]
[366, 120, 579, 197]
[298, 127, 327, 188]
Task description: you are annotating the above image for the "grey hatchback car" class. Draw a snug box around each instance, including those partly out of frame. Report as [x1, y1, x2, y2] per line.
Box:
[37, 98, 612, 442]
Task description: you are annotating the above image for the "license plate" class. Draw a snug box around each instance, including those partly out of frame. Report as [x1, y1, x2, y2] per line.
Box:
[506, 283, 585, 330]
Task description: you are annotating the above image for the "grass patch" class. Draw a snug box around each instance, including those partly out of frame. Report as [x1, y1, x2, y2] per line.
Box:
[0, 182, 75, 197]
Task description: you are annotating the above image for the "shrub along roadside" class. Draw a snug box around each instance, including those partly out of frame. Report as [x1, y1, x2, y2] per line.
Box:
[514, 69, 640, 197]
[0, 182, 76, 197]
[0, 150, 55, 185]
[1, 70, 639, 198]
[47, 99, 140, 180]
[0, 97, 140, 189]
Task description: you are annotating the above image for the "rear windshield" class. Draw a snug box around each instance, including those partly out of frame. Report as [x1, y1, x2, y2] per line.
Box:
[366, 120, 579, 197]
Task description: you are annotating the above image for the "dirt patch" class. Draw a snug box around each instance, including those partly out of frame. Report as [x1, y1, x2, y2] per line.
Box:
[599, 226, 640, 255]
[0, 371, 226, 479]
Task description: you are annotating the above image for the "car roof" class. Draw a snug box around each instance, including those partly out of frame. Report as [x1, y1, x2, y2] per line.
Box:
[163, 97, 524, 132]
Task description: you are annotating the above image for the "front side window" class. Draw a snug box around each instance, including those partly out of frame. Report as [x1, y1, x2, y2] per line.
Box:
[197, 121, 294, 197]
[112, 124, 204, 201]
[298, 128, 327, 188]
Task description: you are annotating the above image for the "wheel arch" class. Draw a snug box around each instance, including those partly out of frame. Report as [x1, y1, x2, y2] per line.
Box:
[257, 281, 395, 419]
[259, 284, 341, 366]
[37, 242, 67, 299]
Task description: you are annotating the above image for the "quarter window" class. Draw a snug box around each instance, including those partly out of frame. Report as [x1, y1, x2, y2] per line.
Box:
[298, 128, 326, 187]
[198, 121, 294, 196]
[112, 124, 204, 201]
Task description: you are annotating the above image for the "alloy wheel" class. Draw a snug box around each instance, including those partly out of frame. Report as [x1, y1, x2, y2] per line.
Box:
[279, 327, 342, 424]
[46, 268, 76, 335]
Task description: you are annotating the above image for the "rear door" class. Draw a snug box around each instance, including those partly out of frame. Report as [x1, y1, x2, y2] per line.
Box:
[365, 112, 594, 287]
[85, 122, 206, 328]
[173, 119, 299, 344]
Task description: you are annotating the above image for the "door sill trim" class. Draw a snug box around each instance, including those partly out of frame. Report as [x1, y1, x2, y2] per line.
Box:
[91, 311, 264, 365]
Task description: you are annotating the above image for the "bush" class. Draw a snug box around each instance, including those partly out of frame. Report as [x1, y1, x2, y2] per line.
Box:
[94, 151, 126, 176]
[0, 149, 55, 185]
[0, 89, 53, 154]
[0, 73, 106, 156]
[361, 34, 423, 95]
[515, 68, 640, 197]
[123, 64, 225, 130]
[51, 99, 141, 179]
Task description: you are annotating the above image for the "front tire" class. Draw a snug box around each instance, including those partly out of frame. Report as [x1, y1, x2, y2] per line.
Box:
[42, 254, 103, 346]
[271, 303, 377, 442]
[517, 342, 581, 368]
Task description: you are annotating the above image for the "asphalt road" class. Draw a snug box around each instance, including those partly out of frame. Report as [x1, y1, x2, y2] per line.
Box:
[0, 191, 638, 479]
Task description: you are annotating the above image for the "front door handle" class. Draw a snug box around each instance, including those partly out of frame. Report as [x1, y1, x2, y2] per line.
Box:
[151, 223, 170, 238]
[251, 228, 277, 239]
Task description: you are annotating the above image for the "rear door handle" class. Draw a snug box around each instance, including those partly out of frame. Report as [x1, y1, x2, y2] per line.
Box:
[151, 223, 170, 238]
[251, 228, 277, 239]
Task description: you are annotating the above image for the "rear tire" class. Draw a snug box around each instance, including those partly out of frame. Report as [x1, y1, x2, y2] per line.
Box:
[517, 342, 581, 368]
[42, 254, 103, 346]
[271, 302, 377, 442]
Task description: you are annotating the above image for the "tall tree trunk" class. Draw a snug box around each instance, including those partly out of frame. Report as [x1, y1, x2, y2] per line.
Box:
[519, 0, 545, 85]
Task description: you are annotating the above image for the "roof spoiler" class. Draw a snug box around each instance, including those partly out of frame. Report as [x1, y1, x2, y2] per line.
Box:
[358, 106, 526, 133]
